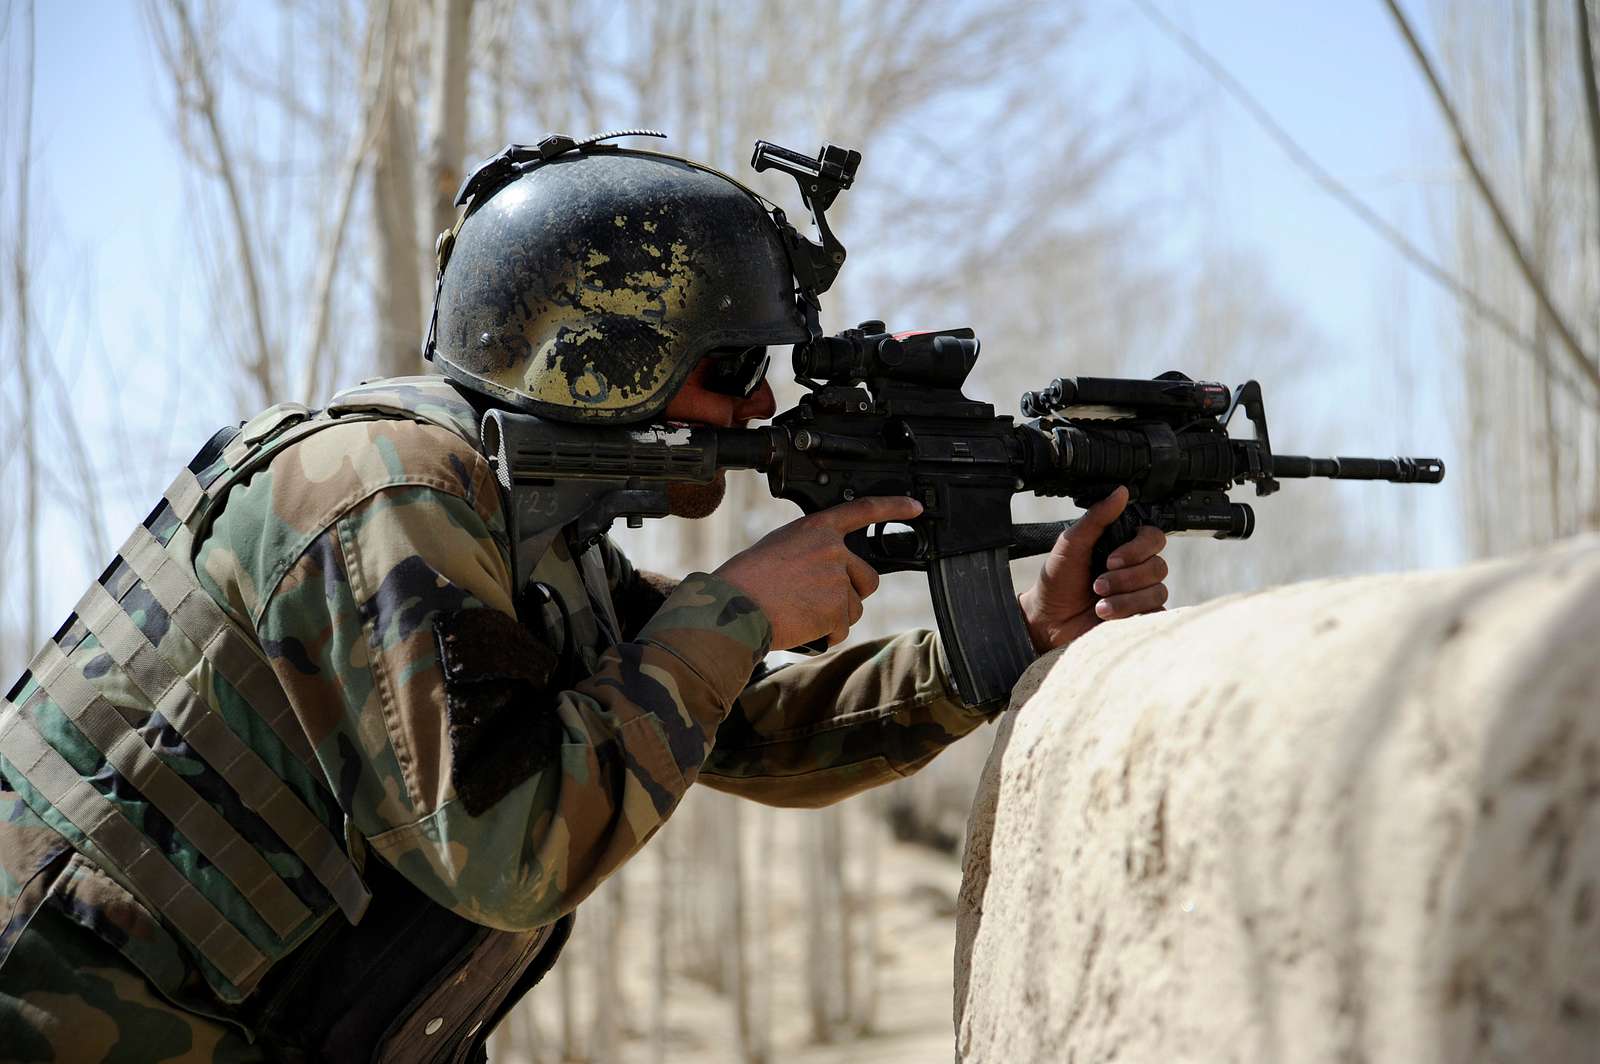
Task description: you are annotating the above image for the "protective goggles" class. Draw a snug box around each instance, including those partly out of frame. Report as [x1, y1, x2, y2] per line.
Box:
[703, 345, 772, 399]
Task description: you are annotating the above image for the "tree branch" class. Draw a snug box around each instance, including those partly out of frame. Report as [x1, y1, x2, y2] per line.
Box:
[163, 0, 280, 402]
[1383, 0, 1600, 395]
[1576, 0, 1600, 286]
[12, 0, 39, 649]
[1131, 0, 1599, 406]
[299, 9, 385, 404]
[425, 0, 471, 244]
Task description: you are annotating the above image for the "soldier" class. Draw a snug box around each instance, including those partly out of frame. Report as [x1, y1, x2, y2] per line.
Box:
[0, 136, 1169, 1061]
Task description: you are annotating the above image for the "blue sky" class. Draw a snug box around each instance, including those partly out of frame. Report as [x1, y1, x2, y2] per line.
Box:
[18, 0, 1469, 633]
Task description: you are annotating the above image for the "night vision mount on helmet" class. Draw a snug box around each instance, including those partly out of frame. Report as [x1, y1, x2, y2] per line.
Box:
[424, 130, 861, 424]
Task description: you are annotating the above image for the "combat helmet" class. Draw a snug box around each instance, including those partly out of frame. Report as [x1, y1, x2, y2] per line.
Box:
[425, 130, 859, 423]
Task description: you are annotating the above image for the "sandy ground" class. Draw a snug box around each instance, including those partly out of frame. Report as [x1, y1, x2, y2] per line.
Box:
[490, 808, 964, 1064]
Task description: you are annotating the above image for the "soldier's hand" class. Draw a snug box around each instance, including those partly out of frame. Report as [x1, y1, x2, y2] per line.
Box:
[714, 496, 923, 651]
[1017, 486, 1169, 654]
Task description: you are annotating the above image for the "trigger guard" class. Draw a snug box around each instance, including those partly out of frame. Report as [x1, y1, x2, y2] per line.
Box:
[867, 520, 925, 564]
[867, 521, 889, 554]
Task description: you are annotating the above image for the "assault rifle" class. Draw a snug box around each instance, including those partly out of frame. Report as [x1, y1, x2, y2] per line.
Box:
[477, 138, 1444, 707]
[480, 327, 1444, 707]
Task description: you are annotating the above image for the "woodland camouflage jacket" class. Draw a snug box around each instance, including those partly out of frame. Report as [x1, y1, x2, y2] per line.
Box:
[0, 376, 998, 1027]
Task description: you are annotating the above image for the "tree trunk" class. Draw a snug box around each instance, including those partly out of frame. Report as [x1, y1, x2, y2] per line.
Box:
[12, 0, 38, 657]
[588, 870, 623, 1061]
[558, 938, 579, 1061]
[1530, 0, 1561, 540]
[831, 806, 853, 1033]
[425, 0, 471, 246]
[372, 0, 423, 379]
[651, 826, 671, 1064]
[853, 793, 881, 1034]
[725, 799, 767, 1064]
[805, 806, 852, 1042]
[751, 806, 775, 1064]
[163, 0, 281, 404]
[804, 814, 832, 1042]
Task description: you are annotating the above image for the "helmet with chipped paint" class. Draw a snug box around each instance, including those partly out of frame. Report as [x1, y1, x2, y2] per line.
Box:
[426, 142, 809, 423]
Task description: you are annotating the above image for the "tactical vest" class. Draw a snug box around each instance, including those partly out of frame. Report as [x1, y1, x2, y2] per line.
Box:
[0, 376, 583, 1060]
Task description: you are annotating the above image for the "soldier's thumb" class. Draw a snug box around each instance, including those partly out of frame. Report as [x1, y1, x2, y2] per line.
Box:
[1062, 486, 1128, 549]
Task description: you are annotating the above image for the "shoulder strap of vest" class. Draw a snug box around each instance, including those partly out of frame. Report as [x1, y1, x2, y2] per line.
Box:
[322, 375, 483, 445]
[160, 376, 484, 548]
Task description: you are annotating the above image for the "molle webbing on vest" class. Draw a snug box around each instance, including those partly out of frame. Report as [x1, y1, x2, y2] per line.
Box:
[162, 467, 209, 526]
[159, 415, 332, 545]
[73, 580, 369, 926]
[119, 523, 315, 770]
[0, 709, 270, 992]
[0, 380, 478, 1004]
[25, 640, 309, 939]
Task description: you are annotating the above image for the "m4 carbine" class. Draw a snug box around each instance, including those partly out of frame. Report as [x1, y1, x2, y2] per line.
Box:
[481, 321, 1444, 708]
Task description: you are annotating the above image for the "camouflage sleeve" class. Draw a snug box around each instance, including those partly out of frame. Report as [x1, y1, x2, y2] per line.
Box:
[594, 535, 679, 641]
[696, 630, 1000, 808]
[592, 534, 1001, 808]
[199, 420, 770, 931]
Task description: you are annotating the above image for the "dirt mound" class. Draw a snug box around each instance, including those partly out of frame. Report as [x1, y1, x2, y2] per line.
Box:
[956, 536, 1600, 1063]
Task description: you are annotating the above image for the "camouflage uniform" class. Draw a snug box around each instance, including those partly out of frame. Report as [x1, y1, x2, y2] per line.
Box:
[0, 377, 998, 1062]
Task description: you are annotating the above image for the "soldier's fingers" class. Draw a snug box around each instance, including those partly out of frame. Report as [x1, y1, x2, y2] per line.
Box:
[1093, 582, 1170, 620]
[825, 624, 851, 649]
[1092, 554, 1168, 597]
[1038, 488, 1128, 588]
[814, 495, 924, 534]
[845, 551, 880, 600]
[1060, 487, 1128, 549]
[846, 590, 864, 628]
[1106, 524, 1167, 571]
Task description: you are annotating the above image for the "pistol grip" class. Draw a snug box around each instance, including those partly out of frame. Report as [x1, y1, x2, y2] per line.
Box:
[1090, 510, 1145, 578]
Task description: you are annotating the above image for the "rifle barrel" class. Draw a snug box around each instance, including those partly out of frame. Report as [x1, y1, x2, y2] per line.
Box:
[1272, 455, 1444, 483]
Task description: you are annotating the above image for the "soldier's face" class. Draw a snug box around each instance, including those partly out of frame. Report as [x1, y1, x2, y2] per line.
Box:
[661, 360, 776, 518]
[662, 359, 777, 428]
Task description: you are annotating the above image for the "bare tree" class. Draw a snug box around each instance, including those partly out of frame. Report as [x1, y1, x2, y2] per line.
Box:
[426, 0, 473, 245]
[853, 793, 881, 1035]
[371, 0, 425, 378]
[1577, 0, 1600, 264]
[301, 8, 386, 403]
[1429, 0, 1600, 553]
[651, 827, 672, 1064]
[557, 928, 580, 1060]
[588, 869, 625, 1060]
[0, 2, 117, 680]
[1131, 0, 1597, 405]
[1387, 0, 1599, 396]
[145, 0, 389, 409]
[723, 800, 761, 1064]
[149, 0, 281, 403]
[9, 0, 39, 662]
[804, 806, 855, 1043]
